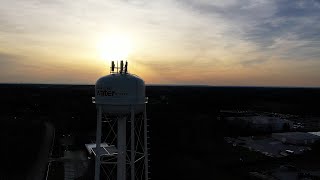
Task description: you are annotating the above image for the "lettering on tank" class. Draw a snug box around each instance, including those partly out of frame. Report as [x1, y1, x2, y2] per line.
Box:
[96, 87, 128, 97]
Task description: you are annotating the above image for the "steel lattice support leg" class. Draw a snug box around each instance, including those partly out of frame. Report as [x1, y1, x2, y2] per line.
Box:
[144, 105, 149, 180]
[131, 107, 135, 180]
[95, 106, 102, 180]
[117, 116, 126, 180]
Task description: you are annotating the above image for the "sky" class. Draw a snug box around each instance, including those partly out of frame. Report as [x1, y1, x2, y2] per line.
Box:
[0, 0, 320, 87]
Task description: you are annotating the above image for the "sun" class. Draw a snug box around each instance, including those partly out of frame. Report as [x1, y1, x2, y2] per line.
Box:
[97, 35, 132, 61]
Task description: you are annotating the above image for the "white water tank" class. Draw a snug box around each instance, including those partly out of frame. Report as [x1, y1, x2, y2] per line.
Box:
[95, 73, 146, 113]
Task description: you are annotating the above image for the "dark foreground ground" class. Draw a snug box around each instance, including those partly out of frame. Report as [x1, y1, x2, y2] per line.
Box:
[0, 84, 320, 179]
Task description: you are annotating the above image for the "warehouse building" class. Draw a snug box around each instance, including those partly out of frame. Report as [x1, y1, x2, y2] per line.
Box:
[272, 132, 320, 145]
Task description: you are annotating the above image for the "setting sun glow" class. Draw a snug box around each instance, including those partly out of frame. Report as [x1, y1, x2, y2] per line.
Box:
[97, 35, 132, 61]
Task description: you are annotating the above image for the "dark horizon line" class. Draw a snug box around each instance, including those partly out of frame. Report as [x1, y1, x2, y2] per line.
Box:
[0, 82, 319, 89]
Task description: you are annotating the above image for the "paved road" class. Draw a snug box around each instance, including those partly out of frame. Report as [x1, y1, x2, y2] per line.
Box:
[27, 122, 54, 180]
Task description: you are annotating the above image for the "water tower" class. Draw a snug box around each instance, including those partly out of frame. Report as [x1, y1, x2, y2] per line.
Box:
[92, 61, 149, 180]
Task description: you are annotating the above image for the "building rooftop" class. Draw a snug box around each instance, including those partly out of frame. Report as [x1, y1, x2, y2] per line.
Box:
[272, 132, 320, 141]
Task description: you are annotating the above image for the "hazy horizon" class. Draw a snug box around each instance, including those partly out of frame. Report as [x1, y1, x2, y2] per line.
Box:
[1, 0, 320, 86]
[1, 82, 320, 88]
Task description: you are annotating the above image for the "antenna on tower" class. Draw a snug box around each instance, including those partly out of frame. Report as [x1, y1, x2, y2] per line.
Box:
[117, 61, 119, 73]
[111, 61, 115, 73]
[124, 61, 128, 74]
[120, 60, 124, 74]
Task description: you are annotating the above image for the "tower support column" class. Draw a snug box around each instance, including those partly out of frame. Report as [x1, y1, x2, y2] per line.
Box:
[131, 107, 135, 180]
[117, 116, 126, 180]
[144, 105, 149, 180]
[95, 106, 102, 180]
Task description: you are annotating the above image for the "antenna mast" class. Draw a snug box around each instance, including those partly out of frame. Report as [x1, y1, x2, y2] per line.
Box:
[110, 60, 129, 74]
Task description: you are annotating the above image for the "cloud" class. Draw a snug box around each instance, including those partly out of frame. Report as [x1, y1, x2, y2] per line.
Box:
[0, 52, 38, 82]
[176, 0, 320, 62]
[0, 53, 16, 65]
[114, 0, 320, 85]
[240, 58, 269, 67]
[240, 0, 320, 60]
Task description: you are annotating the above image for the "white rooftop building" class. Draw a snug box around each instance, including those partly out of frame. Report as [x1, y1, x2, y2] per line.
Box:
[272, 132, 320, 145]
[225, 116, 293, 132]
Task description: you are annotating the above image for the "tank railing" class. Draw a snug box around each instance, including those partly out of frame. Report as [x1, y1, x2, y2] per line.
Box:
[93, 97, 148, 104]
